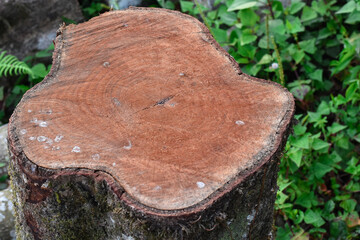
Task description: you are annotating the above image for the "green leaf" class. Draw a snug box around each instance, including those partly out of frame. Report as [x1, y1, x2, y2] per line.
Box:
[290, 1, 306, 15]
[180, 0, 194, 13]
[293, 124, 307, 135]
[31, 63, 48, 78]
[257, 54, 272, 65]
[313, 162, 333, 178]
[340, 199, 357, 212]
[345, 82, 358, 101]
[220, 12, 237, 26]
[292, 50, 305, 64]
[299, 39, 316, 54]
[285, 17, 304, 34]
[258, 36, 274, 49]
[278, 180, 293, 192]
[311, 0, 327, 16]
[324, 200, 335, 213]
[289, 149, 303, 167]
[269, 19, 286, 35]
[327, 122, 347, 134]
[308, 111, 322, 123]
[290, 134, 310, 149]
[304, 209, 325, 227]
[301, 6, 318, 22]
[290, 85, 310, 100]
[237, 44, 256, 59]
[312, 139, 330, 151]
[228, 0, 258, 11]
[309, 69, 323, 82]
[296, 192, 317, 208]
[336, 0, 356, 14]
[238, 8, 259, 26]
[211, 28, 228, 43]
[240, 33, 257, 45]
[317, 101, 330, 115]
[346, 11, 360, 24]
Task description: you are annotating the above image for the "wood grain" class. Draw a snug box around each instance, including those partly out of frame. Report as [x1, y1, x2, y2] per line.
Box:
[9, 8, 294, 212]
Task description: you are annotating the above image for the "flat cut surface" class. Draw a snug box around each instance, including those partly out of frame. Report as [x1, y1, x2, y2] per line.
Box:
[11, 8, 294, 210]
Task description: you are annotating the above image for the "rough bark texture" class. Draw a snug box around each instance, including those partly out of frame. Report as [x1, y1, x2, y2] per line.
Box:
[0, 187, 16, 240]
[0, 124, 9, 178]
[8, 139, 287, 240]
[0, 124, 16, 240]
[8, 8, 295, 240]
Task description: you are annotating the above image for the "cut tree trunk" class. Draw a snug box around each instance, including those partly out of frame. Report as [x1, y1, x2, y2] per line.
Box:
[8, 7, 295, 240]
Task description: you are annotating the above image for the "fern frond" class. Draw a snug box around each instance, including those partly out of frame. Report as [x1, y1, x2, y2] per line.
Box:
[0, 50, 33, 78]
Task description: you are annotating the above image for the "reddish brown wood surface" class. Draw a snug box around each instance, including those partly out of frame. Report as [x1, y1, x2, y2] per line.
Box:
[9, 8, 294, 212]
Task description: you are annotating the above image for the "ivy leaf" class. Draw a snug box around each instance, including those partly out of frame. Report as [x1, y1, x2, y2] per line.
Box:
[301, 6, 317, 22]
[180, 1, 194, 12]
[346, 11, 360, 24]
[312, 139, 330, 151]
[317, 101, 330, 115]
[257, 54, 272, 65]
[286, 17, 304, 34]
[296, 192, 317, 208]
[293, 124, 307, 135]
[240, 33, 257, 45]
[304, 209, 325, 227]
[220, 12, 237, 26]
[290, 134, 310, 149]
[211, 28, 228, 43]
[299, 39, 316, 54]
[336, 1, 356, 14]
[313, 162, 333, 179]
[345, 82, 358, 101]
[238, 8, 259, 26]
[309, 69, 323, 82]
[292, 49, 305, 64]
[290, 1, 306, 15]
[269, 19, 286, 35]
[340, 199, 357, 213]
[289, 148, 303, 167]
[227, 0, 258, 11]
[327, 122, 347, 134]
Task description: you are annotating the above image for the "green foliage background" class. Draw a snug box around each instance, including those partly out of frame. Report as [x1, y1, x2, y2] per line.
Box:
[0, 0, 359, 239]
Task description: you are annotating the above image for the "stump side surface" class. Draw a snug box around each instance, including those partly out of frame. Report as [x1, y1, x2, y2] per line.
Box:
[9, 8, 294, 211]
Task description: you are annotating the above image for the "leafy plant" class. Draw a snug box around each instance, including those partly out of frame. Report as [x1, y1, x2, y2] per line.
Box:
[177, 0, 360, 238]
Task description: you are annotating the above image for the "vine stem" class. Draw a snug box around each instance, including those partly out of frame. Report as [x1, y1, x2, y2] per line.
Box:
[267, 0, 275, 19]
[193, 0, 214, 37]
[271, 36, 285, 86]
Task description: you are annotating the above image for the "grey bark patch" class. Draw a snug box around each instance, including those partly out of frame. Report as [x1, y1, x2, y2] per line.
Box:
[0, 187, 16, 240]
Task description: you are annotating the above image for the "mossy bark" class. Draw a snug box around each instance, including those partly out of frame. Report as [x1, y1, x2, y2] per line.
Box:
[8, 130, 289, 240]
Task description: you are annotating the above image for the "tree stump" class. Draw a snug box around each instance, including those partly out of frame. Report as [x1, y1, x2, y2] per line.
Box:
[8, 8, 295, 240]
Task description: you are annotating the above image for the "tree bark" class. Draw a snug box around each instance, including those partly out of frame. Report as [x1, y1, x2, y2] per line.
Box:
[8, 7, 294, 240]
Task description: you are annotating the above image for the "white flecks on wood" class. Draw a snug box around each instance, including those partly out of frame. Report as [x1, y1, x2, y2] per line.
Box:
[196, 181, 205, 189]
[123, 140, 132, 150]
[92, 154, 100, 161]
[54, 135, 64, 142]
[39, 121, 48, 127]
[235, 120, 245, 125]
[37, 136, 47, 142]
[72, 146, 81, 153]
